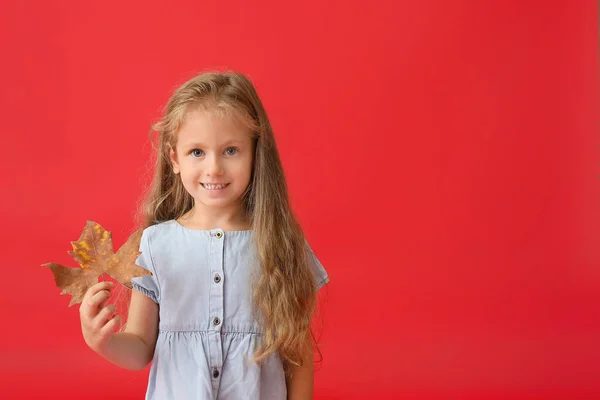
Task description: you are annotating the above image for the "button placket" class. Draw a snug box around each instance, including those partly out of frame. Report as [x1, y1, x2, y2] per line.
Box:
[212, 230, 224, 329]
[208, 229, 225, 389]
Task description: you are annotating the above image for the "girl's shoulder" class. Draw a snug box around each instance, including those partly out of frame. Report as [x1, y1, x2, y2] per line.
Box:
[143, 219, 177, 234]
[141, 220, 184, 245]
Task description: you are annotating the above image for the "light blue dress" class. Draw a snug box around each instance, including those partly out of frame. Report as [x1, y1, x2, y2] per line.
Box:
[131, 220, 329, 400]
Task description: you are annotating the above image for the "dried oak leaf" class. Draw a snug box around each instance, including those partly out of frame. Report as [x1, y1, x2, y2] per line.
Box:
[43, 221, 151, 306]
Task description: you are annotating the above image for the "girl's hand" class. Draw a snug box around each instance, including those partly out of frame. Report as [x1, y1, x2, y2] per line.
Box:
[79, 281, 121, 353]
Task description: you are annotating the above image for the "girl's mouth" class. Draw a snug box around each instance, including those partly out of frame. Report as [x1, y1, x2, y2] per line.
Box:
[201, 183, 230, 190]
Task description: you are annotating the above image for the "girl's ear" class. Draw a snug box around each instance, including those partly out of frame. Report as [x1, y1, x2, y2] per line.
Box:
[168, 145, 180, 174]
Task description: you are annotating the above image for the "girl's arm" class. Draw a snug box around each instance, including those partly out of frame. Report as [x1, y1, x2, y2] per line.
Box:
[99, 289, 159, 370]
[286, 336, 315, 400]
[80, 282, 159, 371]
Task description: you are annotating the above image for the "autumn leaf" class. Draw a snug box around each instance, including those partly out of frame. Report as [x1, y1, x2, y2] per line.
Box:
[43, 221, 151, 306]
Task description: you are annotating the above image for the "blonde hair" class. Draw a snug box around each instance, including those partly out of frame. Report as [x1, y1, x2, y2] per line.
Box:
[139, 71, 320, 372]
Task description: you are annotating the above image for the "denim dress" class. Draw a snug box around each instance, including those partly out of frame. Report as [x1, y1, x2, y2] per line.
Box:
[131, 220, 329, 400]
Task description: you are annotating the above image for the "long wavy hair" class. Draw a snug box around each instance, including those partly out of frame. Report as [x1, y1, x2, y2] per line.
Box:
[138, 71, 320, 371]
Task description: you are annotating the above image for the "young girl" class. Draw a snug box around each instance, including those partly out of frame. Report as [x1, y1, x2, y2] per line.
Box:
[78, 71, 329, 399]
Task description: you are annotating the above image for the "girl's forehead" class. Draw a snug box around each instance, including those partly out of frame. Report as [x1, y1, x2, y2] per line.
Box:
[176, 107, 254, 145]
[185, 105, 254, 129]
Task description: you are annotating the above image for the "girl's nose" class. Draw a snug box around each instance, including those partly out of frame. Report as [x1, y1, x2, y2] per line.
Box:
[206, 154, 224, 176]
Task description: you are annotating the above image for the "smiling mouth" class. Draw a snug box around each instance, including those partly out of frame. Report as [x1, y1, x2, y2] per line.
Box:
[201, 183, 230, 190]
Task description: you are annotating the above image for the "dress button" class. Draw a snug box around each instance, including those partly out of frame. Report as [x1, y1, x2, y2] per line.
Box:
[212, 368, 220, 378]
[216, 232, 223, 238]
[213, 317, 221, 326]
[214, 274, 221, 283]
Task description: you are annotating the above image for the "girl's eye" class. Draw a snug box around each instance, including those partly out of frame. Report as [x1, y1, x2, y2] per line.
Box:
[225, 147, 238, 156]
[191, 149, 204, 158]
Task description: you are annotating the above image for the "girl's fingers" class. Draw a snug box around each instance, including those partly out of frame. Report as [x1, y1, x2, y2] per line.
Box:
[88, 290, 111, 308]
[82, 281, 114, 303]
[81, 282, 114, 318]
[100, 314, 121, 335]
[81, 291, 110, 319]
[94, 304, 116, 330]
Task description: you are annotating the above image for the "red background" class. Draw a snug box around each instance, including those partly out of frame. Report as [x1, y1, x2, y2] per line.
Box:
[1, 1, 599, 399]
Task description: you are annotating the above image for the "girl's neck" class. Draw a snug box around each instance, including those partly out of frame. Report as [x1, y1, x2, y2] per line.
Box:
[177, 206, 251, 231]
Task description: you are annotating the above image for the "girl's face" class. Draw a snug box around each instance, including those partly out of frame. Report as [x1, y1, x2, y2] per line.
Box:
[170, 108, 254, 213]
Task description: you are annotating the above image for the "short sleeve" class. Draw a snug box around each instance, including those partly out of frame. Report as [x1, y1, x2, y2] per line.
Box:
[131, 229, 160, 303]
[306, 242, 329, 290]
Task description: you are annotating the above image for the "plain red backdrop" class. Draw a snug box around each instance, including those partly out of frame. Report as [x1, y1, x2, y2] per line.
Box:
[0, 0, 599, 399]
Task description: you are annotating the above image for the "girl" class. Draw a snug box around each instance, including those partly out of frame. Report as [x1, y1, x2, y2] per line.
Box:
[78, 71, 329, 399]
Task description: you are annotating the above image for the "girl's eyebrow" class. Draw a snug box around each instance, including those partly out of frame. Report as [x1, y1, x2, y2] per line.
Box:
[182, 139, 245, 148]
